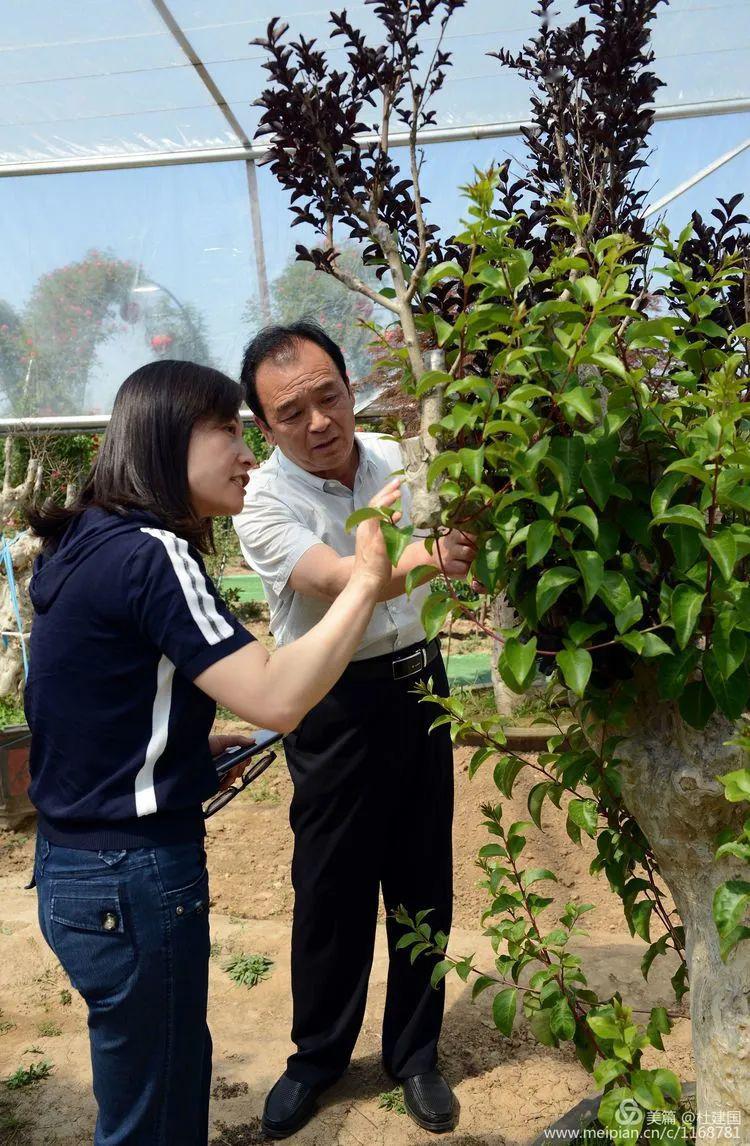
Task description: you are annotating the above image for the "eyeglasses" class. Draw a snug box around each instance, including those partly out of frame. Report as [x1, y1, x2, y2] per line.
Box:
[203, 751, 277, 818]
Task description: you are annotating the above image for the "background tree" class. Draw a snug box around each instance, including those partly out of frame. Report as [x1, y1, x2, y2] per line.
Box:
[245, 244, 379, 381]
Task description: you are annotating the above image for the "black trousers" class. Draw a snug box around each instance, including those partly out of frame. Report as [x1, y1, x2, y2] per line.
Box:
[282, 650, 454, 1087]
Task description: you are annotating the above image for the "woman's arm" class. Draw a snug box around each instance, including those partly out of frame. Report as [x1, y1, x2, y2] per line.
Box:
[194, 479, 400, 732]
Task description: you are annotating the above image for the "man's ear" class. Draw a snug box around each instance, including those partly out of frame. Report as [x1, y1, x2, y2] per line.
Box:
[255, 416, 275, 446]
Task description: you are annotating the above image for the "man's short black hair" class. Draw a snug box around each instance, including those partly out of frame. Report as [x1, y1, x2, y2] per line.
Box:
[241, 320, 349, 421]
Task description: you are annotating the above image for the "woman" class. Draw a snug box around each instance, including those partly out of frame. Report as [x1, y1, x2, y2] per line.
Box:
[26, 359, 399, 1145]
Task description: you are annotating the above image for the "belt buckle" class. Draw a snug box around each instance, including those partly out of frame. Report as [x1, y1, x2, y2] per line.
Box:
[392, 646, 427, 681]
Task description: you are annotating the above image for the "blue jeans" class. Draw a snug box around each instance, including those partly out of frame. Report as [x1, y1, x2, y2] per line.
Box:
[34, 834, 212, 1145]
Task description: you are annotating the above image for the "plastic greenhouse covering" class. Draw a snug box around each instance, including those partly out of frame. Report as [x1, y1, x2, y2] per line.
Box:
[1, 0, 749, 419]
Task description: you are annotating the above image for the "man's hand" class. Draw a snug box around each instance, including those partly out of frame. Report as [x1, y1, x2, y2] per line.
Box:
[209, 732, 255, 791]
[434, 530, 478, 579]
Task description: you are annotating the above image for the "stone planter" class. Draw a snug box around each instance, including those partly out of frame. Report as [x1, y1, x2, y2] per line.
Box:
[0, 723, 33, 829]
[532, 1084, 696, 1145]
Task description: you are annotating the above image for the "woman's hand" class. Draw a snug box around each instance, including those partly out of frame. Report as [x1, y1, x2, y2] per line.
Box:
[351, 477, 402, 596]
[209, 732, 255, 791]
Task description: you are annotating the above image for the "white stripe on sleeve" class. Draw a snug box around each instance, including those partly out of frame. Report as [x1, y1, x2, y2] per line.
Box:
[134, 654, 175, 817]
[140, 527, 233, 645]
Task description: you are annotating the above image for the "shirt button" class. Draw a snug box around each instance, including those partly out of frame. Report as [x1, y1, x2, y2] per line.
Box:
[176, 905, 184, 916]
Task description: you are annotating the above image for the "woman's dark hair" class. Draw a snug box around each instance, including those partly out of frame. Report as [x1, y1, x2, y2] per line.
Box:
[27, 359, 243, 553]
[241, 320, 349, 420]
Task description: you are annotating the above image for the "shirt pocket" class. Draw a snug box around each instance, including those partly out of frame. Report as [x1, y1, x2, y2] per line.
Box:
[49, 881, 136, 1003]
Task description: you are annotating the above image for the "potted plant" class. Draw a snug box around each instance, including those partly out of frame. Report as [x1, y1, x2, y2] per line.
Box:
[254, 0, 750, 1132]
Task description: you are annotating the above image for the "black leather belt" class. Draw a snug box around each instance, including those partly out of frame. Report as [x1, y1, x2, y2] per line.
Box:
[343, 638, 441, 683]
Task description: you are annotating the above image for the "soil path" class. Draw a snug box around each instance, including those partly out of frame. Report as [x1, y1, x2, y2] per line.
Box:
[0, 745, 693, 1145]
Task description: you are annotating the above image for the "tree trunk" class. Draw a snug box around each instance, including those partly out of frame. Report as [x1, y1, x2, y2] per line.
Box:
[599, 693, 750, 1129]
[0, 531, 40, 700]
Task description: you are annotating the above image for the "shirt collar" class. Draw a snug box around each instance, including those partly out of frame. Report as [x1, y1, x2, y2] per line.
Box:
[274, 434, 376, 493]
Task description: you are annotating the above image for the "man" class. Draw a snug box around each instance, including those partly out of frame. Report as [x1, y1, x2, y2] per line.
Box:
[233, 321, 476, 1139]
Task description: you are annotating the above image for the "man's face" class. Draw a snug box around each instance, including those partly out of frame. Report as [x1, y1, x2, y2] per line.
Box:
[254, 340, 357, 481]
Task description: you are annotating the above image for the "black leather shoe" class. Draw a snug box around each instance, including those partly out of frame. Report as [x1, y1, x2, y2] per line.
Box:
[402, 1070, 456, 1133]
[261, 1073, 320, 1139]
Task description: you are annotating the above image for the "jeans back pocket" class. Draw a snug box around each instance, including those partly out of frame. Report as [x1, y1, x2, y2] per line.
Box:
[49, 880, 136, 1002]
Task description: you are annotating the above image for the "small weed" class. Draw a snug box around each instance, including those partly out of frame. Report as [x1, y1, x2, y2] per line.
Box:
[224, 953, 274, 989]
[0, 1097, 27, 1142]
[210, 1118, 265, 1145]
[248, 778, 278, 804]
[0, 923, 13, 936]
[0, 1021, 15, 1035]
[210, 940, 223, 959]
[378, 1086, 406, 1115]
[37, 1021, 61, 1037]
[23, 1046, 43, 1055]
[211, 1076, 249, 1100]
[59, 989, 72, 1006]
[5, 1061, 53, 1089]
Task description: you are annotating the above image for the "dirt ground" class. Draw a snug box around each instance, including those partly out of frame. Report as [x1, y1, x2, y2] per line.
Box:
[0, 732, 694, 1146]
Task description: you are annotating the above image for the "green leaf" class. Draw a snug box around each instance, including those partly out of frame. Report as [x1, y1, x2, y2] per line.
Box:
[615, 596, 643, 635]
[652, 505, 706, 532]
[434, 315, 453, 347]
[572, 275, 601, 306]
[458, 446, 485, 486]
[528, 782, 555, 829]
[421, 595, 452, 642]
[492, 987, 518, 1036]
[631, 1073, 665, 1111]
[590, 352, 629, 381]
[718, 769, 750, 803]
[701, 532, 738, 582]
[712, 617, 746, 679]
[657, 648, 700, 700]
[415, 369, 452, 398]
[703, 655, 750, 720]
[526, 520, 555, 568]
[558, 387, 597, 424]
[549, 997, 576, 1041]
[345, 506, 383, 529]
[594, 1059, 626, 1088]
[381, 521, 414, 566]
[568, 798, 598, 838]
[582, 460, 615, 511]
[641, 935, 670, 981]
[557, 648, 593, 697]
[651, 472, 687, 518]
[536, 567, 579, 618]
[521, 868, 558, 889]
[426, 450, 460, 488]
[646, 1008, 672, 1054]
[652, 1069, 680, 1104]
[561, 504, 599, 542]
[679, 679, 716, 729]
[631, 900, 653, 943]
[573, 551, 604, 606]
[665, 524, 702, 573]
[471, 975, 496, 1000]
[598, 1088, 644, 1144]
[587, 1011, 621, 1040]
[670, 584, 705, 649]
[528, 1006, 558, 1047]
[430, 959, 454, 988]
[503, 637, 538, 690]
[640, 633, 674, 658]
[713, 879, 750, 939]
[405, 564, 436, 595]
[421, 260, 463, 291]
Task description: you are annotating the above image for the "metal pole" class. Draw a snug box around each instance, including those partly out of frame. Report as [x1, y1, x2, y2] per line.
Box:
[245, 160, 271, 323]
[643, 136, 750, 218]
[2, 98, 749, 179]
[0, 409, 258, 435]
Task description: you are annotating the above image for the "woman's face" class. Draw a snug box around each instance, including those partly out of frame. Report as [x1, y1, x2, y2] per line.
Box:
[187, 416, 256, 517]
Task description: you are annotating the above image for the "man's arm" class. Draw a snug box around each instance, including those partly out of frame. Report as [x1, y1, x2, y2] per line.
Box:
[289, 531, 477, 603]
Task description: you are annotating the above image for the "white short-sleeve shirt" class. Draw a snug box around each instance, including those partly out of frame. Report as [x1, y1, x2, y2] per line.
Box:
[232, 432, 429, 660]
